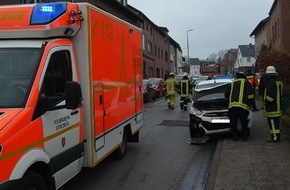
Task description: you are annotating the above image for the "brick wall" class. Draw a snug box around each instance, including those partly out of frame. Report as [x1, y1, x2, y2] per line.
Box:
[281, 0, 290, 54]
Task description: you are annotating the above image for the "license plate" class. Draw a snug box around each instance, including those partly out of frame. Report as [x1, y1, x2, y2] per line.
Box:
[211, 118, 230, 123]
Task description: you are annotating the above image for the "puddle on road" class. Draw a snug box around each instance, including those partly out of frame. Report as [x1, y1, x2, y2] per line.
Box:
[158, 120, 189, 127]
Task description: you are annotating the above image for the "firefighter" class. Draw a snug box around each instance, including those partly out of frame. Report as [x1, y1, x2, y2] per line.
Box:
[164, 72, 178, 109]
[246, 69, 259, 111]
[263, 66, 283, 142]
[179, 74, 192, 111]
[225, 72, 255, 141]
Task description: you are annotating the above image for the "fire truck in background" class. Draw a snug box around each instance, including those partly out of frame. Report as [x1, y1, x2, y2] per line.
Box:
[200, 62, 221, 77]
[0, 2, 143, 189]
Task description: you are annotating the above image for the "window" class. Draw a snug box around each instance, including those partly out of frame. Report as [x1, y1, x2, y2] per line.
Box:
[165, 51, 168, 62]
[247, 57, 251, 62]
[147, 41, 152, 54]
[0, 48, 41, 108]
[142, 34, 145, 51]
[42, 50, 72, 97]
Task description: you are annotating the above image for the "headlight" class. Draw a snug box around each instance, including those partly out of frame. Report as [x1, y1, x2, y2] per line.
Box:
[189, 106, 203, 116]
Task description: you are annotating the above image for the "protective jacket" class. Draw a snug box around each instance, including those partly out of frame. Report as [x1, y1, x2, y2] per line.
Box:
[259, 73, 268, 97]
[180, 78, 191, 97]
[225, 78, 255, 111]
[164, 77, 177, 96]
[263, 77, 283, 117]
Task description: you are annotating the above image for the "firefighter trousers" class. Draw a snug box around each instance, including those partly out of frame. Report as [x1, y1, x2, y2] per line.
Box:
[180, 96, 190, 111]
[267, 117, 281, 141]
[166, 94, 176, 109]
[228, 107, 249, 138]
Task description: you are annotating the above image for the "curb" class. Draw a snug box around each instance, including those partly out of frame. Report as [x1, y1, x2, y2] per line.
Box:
[204, 140, 223, 190]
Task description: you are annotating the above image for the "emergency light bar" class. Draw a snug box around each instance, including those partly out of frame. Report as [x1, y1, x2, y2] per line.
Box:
[30, 2, 67, 25]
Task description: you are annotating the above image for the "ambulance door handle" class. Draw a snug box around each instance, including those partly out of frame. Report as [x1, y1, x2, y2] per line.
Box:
[99, 95, 103, 105]
[71, 110, 79, 115]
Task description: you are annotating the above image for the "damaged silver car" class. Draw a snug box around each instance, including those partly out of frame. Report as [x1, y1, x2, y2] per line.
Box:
[188, 79, 252, 143]
[189, 79, 232, 138]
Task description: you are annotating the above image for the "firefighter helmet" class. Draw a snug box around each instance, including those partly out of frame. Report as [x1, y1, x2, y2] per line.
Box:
[266, 66, 277, 75]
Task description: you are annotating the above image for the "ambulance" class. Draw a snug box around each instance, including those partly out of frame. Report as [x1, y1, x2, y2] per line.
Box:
[0, 2, 143, 189]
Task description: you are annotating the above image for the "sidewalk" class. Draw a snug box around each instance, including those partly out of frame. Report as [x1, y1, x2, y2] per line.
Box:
[206, 100, 290, 190]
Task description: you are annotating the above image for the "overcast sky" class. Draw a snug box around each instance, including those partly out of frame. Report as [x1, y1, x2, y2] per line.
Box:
[128, 0, 274, 59]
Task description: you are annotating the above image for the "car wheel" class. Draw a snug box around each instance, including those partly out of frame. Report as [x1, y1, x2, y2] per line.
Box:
[112, 129, 128, 159]
[18, 171, 48, 190]
[153, 93, 157, 101]
[189, 121, 205, 138]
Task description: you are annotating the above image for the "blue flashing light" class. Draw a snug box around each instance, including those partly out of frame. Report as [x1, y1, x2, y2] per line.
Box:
[30, 2, 67, 25]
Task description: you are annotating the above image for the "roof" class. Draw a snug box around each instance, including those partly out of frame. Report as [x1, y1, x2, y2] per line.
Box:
[250, 17, 270, 37]
[228, 48, 238, 54]
[269, 0, 277, 16]
[190, 58, 200, 66]
[238, 44, 255, 57]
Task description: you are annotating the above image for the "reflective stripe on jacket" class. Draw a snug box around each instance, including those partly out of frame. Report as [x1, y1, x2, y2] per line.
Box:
[226, 78, 254, 111]
[180, 79, 190, 97]
[263, 78, 283, 117]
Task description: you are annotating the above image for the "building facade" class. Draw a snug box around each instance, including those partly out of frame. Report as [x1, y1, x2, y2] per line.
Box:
[250, 0, 290, 56]
[189, 58, 200, 76]
[234, 44, 256, 72]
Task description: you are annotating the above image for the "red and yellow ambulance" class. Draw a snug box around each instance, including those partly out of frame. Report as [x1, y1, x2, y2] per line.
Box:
[0, 2, 143, 189]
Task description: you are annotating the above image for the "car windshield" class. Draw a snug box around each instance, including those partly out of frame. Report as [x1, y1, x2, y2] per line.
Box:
[149, 78, 160, 85]
[0, 48, 41, 108]
[143, 80, 148, 89]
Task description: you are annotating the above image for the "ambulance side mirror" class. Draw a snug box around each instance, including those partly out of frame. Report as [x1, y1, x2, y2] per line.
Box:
[65, 81, 82, 109]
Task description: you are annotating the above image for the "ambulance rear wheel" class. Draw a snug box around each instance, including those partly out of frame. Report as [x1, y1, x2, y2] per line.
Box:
[19, 171, 47, 190]
[112, 129, 128, 159]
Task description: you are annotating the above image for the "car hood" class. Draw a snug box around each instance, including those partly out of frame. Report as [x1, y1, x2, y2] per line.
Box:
[192, 83, 229, 111]
[0, 109, 22, 130]
[193, 83, 230, 100]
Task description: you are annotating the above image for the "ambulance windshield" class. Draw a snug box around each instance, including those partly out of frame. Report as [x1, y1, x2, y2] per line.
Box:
[0, 48, 41, 108]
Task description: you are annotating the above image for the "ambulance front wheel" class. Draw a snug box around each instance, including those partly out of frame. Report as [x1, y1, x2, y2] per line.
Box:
[19, 171, 47, 190]
[112, 129, 128, 159]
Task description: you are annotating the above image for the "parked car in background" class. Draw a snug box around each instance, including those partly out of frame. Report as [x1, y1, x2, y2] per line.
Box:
[214, 74, 233, 80]
[149, 78, 165, 97]
[190, 75, 200, 83]
[143, 79, 157, 102]
[193, 75, 209, 87]
[174, 73, 186, 83]
[189, 78, 252, 137]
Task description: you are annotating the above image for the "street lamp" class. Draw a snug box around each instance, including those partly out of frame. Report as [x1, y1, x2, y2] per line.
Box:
[187, 29, 193, 69]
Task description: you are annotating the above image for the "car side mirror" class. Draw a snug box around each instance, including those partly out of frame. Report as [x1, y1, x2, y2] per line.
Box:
[65, 81, 82, 109]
